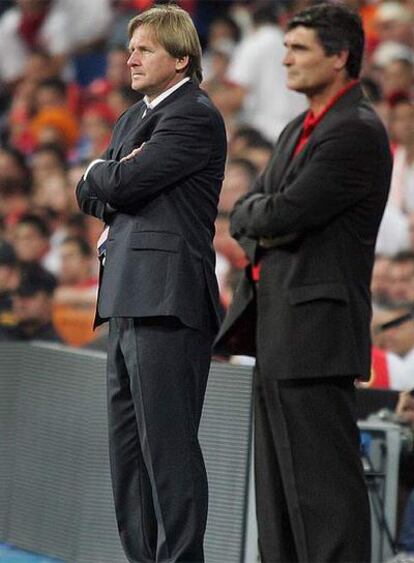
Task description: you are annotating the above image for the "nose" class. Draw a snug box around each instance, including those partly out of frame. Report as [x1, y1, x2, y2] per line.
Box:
[283, 50, 292, 66]
[127, 51, 140, 68]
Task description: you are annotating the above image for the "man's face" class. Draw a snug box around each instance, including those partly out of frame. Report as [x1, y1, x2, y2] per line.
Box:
[13, 291, 51, 325]
[389, 102, 414, 146]
[59, 242, 90, 285]
[283, 26, 346, 96]
[14, 224, 48, 263]
[388, 261, 414, 303]
[127, 26, 188, 100]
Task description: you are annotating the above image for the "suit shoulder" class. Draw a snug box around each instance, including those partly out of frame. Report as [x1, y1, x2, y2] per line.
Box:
[325, 101, 391, 156]
[166, 86, 226, 133]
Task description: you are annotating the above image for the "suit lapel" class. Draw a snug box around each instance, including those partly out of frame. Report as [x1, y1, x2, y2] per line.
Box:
[267, 83, 365, 193]
[111, 81, 198, 161]
[264, 114, 304, 193]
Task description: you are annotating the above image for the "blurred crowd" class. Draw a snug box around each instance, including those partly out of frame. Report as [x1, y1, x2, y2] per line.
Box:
[0, 0, 413, 390]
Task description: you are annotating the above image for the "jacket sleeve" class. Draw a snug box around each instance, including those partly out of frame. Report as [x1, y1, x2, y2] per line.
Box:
[83, 105, 213, 209]
[76, 148, 116, 222]
[230, 121, 382, 239]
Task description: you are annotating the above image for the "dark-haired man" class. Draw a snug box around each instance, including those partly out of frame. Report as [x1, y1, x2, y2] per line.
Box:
[216, 3, 392, 562]
[2, 262, 60, 342]
[76, 4, 226, 562]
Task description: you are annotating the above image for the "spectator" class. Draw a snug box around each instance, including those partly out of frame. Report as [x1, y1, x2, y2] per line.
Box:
[0, 0, 70, 86]
[381, 57, 414, 99]
[0, 0, 113, 87]
[30, 142, 67, 184]
[228, 125, 269, 158]
[0, 240, 20, 335]
[372, 304, 414, 378]
[219, 157, 258, 213]
[217, 4, 306, 141]
[201, 13, 240, 82]
[86, 46, 131, 103]
[374, 2, 414, 49]
[31, 105, 80, 153]
[1, 262, 61, 342]
[371, 254, 392, 306]
[54, 236, 97, 307]
[0, 146, 32, 227]
[388, 96, 414, 213]
[388, 252, 414, 304]
[76, 102, 115, 162]
[228, 125, 273, 171]
[12, 213, 50, 268]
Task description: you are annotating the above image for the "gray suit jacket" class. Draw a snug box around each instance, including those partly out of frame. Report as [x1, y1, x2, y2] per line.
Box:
[76, 81, 227, 333]
[215, 84, 392, 380]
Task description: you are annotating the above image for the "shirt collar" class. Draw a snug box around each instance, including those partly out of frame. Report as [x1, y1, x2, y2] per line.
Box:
[144, 77, 190, 110]
[303, 79, 360, 134]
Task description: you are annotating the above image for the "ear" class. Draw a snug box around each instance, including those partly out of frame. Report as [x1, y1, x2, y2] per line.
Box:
[334, 49, 349, 72]
[176, 55, 189, 72]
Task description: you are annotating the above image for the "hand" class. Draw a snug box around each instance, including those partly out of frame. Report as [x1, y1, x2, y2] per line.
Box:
[120, 143, 145, 162]
[396, 390, 414, 426]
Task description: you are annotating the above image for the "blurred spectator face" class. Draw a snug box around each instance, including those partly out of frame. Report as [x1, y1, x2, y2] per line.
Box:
[31, 148, 66, 182]
[389, 100, 414, 145]
[371, 255, 392, 305]
[208, 19, 238, 48]
[24, 51, 55, 83]
[33, 174, 70, 214]
[388, 259, 414, 303]
[219, 160, 255, 213]
[59, 240, 91, 285]
[81, 110, 113, 145]
[0, 264, 19, 293]
[241, 145, 272, 173]
[374, 308, 414, 356]
[0, 150, 31, 217]
[0, 241, 19, 293]
[0, 150, 27, 186]
[106, 48, 130, 87]
[35, 85, 66, 111]
[375, 3, 414, 46]
[381, 59, 413, 97]
[13, 290, 52, 325]
[13, 221, 49, 263]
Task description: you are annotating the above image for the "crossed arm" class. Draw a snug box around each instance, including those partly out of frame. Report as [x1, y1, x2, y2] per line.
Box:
[230, 124, 379, 244]
[76, 107, 213, 219]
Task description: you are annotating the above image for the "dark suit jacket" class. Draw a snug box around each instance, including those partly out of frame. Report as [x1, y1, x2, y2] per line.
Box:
[215, 84, 392, 380]
[76, 81, 227, 333]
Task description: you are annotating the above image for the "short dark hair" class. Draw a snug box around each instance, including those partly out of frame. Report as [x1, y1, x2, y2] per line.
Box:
[32, 142, 68, 170]
[17, 263, 57, 297]
[38, 77, 67, 97]
[17, 214, 50, 239]
[286, 3, 364, 79]
[62, 236, 92, 258]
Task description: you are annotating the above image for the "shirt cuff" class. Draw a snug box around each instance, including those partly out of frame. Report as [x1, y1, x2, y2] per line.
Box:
[83, 159, 105, 180]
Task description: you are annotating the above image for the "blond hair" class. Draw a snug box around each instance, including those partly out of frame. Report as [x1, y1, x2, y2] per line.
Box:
[128, 4, 203, 84]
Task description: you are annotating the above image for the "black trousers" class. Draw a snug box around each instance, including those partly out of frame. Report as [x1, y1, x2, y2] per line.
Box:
[254, 367, 371, 563]
[107, 317, 212, 563]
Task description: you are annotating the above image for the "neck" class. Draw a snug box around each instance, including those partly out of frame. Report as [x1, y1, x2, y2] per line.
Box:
[307, 76, 353, 116]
